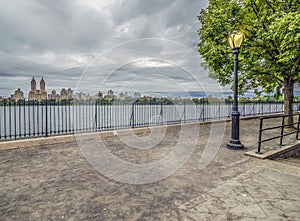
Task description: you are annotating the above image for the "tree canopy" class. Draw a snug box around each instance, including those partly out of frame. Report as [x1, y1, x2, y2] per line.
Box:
[198, 0, 300, 122]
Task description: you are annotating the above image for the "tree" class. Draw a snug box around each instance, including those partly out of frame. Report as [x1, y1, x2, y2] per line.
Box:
[198, 0, 300, 126]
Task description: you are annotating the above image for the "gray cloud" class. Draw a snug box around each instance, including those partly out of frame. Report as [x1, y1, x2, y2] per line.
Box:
[0, 0, 113, 54]
[110, 0, 176, 24]
[0, 0, 227, 98]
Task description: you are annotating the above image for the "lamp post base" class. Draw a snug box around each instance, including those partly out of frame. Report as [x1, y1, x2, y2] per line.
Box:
[227, 139, 244, 150]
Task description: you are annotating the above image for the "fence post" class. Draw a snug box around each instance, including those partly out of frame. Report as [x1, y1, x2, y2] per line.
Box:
[280, 115, 285, 146]
[23, 101, 26, 138]
[8, 102, 12, 138]
[4, 101, 7, 139]
[257, 117, 263, 154]
[32, 101, 35, 136]
[94, 100, 97, 131]
[14, 101, 17, 140]
[218, 101, 221, 119]
[297, 114, 300, 140]
[202, 102, 205, 121]
[160, 101, 164, 124]
[183, 100, 186, 123]
[130, 102, 135, 128]
[45, 99, 48, 137]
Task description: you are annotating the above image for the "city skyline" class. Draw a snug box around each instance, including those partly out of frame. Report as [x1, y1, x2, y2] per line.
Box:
[5, 76, 230, 101]
[6, 76, 148, 101]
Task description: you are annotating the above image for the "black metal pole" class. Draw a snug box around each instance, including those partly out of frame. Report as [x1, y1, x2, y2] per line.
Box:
[45, 99, 48, 137]
[227, 48, 244, 149]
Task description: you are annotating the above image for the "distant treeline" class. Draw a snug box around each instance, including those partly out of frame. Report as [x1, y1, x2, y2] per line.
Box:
[0, 94, 298, 106]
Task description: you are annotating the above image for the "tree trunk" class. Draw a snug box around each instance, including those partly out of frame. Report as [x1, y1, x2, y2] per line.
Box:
[284, 79, 294, 128]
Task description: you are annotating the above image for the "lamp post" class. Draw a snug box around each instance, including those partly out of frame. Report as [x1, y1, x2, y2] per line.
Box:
[227, 30, 245, 149]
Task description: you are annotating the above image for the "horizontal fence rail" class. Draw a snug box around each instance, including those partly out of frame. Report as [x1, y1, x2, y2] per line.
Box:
[257, 113, 300, 154]
[0, 100, 296, 141]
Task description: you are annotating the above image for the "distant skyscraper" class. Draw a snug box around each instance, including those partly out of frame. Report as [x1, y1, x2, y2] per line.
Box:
[31, 77, 36, 91]
[28, 77, 47, 101]
[40, 77, 45, 92]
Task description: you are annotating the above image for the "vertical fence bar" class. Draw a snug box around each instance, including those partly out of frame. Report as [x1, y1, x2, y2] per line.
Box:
[131, 103, 134, 128]
[69, 100, 71, 133]
[45, 100, 48, 137]
[28, 102, 31, 137]
[41, 101, 44, 136]
[72, 100, 75, 133]
[74, 100, 76, 133]
[14, 101, 16, 139]
[257, 117, 263, 154]
[0, 103, 2, 140]
[183, 100, 186, 123]
[280, 116, 285, 146]
[84, 100, 87, 131]
[202, 102, 205, 121]
[32, 101, 35, 136]
[160, 101, 163, 125]
[23, 101, 26, 137]
[9, 102, 12, 139]
[0, 103, 1, 140]
[37, 101, 40, 136]
[65, 101, 68, 133]
[53, 101, 56, 134]
[78, 101, 81, 132]
[4, 102, 6, 139]
[90, 100, 92, 131]
[19, 102, 21, 138]
[94, 100, 97, 131]
[50, 101, 53, 135]
[297, 114, 300, 140]
[61, 101, 63, 133]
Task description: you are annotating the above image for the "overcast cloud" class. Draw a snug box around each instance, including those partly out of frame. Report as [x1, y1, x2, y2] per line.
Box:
[0, 0, 228, 98]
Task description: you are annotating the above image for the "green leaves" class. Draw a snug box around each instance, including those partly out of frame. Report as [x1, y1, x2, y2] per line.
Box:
[198, 0, 300, 93]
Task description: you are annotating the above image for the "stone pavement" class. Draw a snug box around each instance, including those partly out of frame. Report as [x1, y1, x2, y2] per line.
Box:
[0, 118, 300, 220]
[179, 162, 300, 220]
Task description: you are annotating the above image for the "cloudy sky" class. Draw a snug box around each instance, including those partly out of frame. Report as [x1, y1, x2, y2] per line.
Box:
[0, 0, 229, 98]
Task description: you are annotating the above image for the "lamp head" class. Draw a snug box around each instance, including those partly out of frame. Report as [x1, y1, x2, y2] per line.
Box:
[228, 30, 245, 49]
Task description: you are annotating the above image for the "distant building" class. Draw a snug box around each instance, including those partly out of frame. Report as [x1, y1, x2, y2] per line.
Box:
[48, 89, 60, 100]
[119, 92, 125, 98]
[75, 92, 91, 100]
[96, 91, 103, 99]
[12, 88, 24, 102]
[60, 88, 73, 99]
[48, 88, 73, 100]
[28, 77, 47, 101]
[104, 90, 115, 99]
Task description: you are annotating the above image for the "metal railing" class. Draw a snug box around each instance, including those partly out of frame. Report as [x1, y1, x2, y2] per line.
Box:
[0, 100, 295, 141]
[257, 113, 300, 153]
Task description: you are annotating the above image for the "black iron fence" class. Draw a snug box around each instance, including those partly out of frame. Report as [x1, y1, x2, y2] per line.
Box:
[0, 100, 296, 141]
[257, 113, 300, 153]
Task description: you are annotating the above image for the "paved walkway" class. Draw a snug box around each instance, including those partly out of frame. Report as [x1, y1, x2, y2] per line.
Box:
[179, 162, 300, 220]
[0, 118, 300, 220]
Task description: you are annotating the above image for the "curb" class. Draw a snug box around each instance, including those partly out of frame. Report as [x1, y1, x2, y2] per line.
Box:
[245, 140, 300, 159]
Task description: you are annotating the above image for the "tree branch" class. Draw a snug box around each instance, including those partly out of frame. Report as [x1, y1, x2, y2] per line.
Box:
[291, 52, 300, 81]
